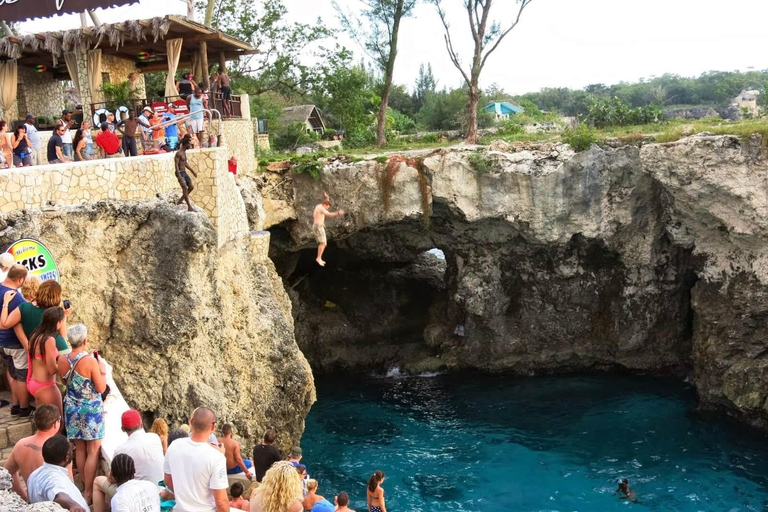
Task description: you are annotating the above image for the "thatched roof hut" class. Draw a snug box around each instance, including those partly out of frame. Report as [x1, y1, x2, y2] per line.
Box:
[279, 105, 326, 133]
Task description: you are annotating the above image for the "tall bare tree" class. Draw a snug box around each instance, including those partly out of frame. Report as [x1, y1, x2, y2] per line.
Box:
[336, 0, 417, 148]
[432, 0, 535, 143]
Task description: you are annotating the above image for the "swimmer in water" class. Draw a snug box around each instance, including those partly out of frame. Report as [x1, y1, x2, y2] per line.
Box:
[616, 478, 637, 502]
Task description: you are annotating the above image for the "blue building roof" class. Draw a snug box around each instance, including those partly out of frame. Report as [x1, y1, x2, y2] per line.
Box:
[483, 101, 524, 115]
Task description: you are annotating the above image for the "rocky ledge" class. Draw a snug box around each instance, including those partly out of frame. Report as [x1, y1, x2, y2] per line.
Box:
[258, 135, 768, 430]
[0, 200, 314, 453]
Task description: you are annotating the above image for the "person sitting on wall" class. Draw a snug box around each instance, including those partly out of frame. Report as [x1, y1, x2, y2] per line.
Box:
[4, 404, 63, 501]
[108, 454, 161, 512]
[93, 410, 164, 512]
[96, 123, 122, 158]
[219, 424, 253, 480]
[27, 434, 88, 512]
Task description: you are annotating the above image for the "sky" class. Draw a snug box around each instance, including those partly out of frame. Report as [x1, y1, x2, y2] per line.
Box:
[18, 0, 768, 95]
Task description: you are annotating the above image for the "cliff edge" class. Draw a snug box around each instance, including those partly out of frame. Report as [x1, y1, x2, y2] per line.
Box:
[0, 200, 315, 452]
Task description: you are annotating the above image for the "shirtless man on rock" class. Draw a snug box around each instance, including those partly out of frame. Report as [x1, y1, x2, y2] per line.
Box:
[313, 192, 344, 267]
[218, 424, 253, 480]
[174, 134, 199, 212]
[4, 405, 63, 501]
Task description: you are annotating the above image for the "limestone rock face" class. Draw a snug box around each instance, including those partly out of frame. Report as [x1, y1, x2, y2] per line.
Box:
[265, 136, 768, 428]
[0, 200, 314, 452]
[0, 467, 64, 512]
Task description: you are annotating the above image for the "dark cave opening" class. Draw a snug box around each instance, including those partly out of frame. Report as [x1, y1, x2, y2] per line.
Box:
[273, 237, 449, 373]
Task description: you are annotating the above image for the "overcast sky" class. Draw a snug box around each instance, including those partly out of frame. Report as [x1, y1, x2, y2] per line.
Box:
[19, 0, 768, 94]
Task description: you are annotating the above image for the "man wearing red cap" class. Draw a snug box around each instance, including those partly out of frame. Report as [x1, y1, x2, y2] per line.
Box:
[93, 410, 164, 512]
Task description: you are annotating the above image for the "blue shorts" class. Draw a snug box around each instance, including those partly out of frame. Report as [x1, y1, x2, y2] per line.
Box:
[227, 459, 252, 475]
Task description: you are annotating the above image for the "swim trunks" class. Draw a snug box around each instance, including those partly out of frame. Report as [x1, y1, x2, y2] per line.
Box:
[176, 170, 192, 188]
[226, 459, 253, 475]
[313, 224, 327, 244]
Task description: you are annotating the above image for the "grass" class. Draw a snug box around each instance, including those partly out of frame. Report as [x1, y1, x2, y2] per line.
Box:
[256, 118, 768, 169]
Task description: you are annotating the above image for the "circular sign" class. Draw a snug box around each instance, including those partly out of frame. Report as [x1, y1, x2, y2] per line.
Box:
[35, 64, 47, 73]
[137, 51, 150, 61]
[4, 239, 60, 282]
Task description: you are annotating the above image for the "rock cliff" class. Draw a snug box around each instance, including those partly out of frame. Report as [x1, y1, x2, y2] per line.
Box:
[0, 200, 314, 452]
[260, 135, 768, 429]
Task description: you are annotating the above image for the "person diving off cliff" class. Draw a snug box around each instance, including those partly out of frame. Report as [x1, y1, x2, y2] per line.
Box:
[313, 192, 344, 267]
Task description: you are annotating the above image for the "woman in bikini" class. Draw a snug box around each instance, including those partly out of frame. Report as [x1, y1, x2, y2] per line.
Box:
[366, 471, 386, 512]
[26, 307, 65, 419]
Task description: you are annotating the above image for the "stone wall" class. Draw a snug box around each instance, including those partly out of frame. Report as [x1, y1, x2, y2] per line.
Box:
[17, 66, 66, 121]
[221, 119, 255, 177]
[0, 147, 246, 248]
[256, 133, 270, 151]
[188, 148, 249, 247]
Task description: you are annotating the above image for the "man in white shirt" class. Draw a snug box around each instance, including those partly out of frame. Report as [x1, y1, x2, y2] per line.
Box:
[93, 410, 165, 512]
[27, 435, 88, 512]
[109, 453, 161, 512]
[163, 407, 229, 512]
[24, 114, 43, 165]
[59, 110, 75, 158]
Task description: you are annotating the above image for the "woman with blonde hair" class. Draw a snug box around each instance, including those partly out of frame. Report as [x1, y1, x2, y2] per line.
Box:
[301, 479, 323, 512]
[1, 279, 71, 355]
[20, 276, 41, 305]
[251, 461, 303, 512]
[150, 417, 170, 453]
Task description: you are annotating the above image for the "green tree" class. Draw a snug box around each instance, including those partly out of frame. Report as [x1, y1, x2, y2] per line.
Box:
[432, 0, 536, 143]
[199, 0, 335, 95]
[312, 53, 374, 140]
[336, 0, 417, 147]
[413, 63, 437, 112]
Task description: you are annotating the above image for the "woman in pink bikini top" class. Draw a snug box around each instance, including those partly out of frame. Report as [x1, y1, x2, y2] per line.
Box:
[27, 307, 65, 418]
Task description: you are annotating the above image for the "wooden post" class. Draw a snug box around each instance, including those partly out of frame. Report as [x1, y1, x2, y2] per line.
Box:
[199, 42, 210, 89]
[80, 11, 88, 27]
[218, 52, 227, 74]
[87, 9, 101, 27]
[1, 21, 15, 37]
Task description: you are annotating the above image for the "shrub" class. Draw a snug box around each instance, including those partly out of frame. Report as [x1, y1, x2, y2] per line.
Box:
[290, 155, 324, 180]
[586, 97, 664, 128]
[342, 128, 376, 149]
[273, 122, 319, 151]
[562, 124, 599, 151]
[420, 133, 439, 144]
[322, 129, 338, 140]
[497, 120, 525, 137]
[467, 152, 497, 174]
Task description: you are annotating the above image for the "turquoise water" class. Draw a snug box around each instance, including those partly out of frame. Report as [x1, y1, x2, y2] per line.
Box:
[300, 373, 768, 512]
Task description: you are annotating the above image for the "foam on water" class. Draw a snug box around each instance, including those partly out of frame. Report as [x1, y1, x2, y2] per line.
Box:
[300, 373, 768, 512]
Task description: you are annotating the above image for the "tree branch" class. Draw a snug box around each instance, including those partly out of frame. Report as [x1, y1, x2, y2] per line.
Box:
[480, 0, 534, 69]
[433, 0, 471, 85]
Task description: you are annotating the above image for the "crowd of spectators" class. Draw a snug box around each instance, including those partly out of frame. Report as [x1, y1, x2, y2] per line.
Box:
[0, 262, 381, 512]
[0, 95, 216, 169]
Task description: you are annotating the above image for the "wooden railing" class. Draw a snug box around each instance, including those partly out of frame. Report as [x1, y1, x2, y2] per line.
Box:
[89, 93, 243, 119]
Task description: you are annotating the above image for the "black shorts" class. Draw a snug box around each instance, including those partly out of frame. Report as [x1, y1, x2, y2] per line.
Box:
[176, 170, 193, 188]
[221, 86, 232, 100]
